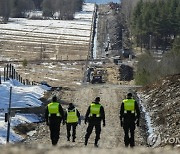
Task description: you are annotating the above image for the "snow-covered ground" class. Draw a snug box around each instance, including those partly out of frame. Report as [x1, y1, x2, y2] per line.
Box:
[0, 3, 96, 61]
[0, 3, 95, 39]
[0, 78, 50, 144]
[137, 93, 162, 148]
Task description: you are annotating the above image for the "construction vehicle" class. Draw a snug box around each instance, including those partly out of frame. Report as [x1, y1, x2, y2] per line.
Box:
[87, 66, 107, 84]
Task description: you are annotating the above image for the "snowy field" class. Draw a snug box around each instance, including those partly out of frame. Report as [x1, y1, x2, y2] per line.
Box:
[0, 79, 50, 144]
[0, 3, 94, 37]
[0, 3, 95, 61]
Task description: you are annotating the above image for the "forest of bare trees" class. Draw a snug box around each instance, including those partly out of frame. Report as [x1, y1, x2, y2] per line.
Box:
[0, 0, 10, 23]
[42, 0, 83, 19]
[0, 0, 84, 22]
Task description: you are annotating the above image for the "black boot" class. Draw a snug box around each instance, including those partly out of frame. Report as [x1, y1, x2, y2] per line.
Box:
[52, 140, 57, 146]
[84, 138, 88, 146]
[94, 140, 98, 147]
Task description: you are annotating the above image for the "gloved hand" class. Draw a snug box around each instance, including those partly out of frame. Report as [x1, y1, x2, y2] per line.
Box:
[85, 119, 87, 124]
[103, 122, 106, 127]
[78, 119, 81, 125]
[120, 120, 123, 127]
[136, 119, 140, 127]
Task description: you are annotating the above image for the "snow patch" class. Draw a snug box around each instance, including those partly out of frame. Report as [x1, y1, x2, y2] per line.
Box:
[137, 93, 156, 135]
[0, 79, 50, 144]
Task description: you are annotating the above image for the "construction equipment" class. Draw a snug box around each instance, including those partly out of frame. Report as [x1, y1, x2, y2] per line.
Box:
[87, 66, 107, 84]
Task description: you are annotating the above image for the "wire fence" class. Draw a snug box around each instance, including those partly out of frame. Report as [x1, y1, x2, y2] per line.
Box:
[0, 63, 37, 85]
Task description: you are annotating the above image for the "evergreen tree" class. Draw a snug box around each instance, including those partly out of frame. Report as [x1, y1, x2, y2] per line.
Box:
[132, 0, 180, 50]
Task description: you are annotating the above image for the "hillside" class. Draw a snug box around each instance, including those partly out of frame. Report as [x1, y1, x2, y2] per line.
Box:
[139, 74, 180, 147]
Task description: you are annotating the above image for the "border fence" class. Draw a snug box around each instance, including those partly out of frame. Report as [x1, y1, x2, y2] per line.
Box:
[0, 63, 36, 85]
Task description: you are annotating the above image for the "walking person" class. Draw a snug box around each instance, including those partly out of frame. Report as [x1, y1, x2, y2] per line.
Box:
[84, 97, 105, 147]
[65, 103, 81, 142]
[45, 95, 65, 146]
[120, 93, 140, 147]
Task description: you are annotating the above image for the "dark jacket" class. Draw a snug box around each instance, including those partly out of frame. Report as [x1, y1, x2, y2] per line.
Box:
[120, 98, 140, 122]
[85, 102, 105, 125]
[65, 105, 81, 123]
[45, 102, 65, 124]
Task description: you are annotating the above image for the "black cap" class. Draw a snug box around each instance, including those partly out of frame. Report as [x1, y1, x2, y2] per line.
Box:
[52, 95, 57, 102]
[127, 93, 132, 98]
[95, 97, 100, 102]
[69, 103, 74, 106]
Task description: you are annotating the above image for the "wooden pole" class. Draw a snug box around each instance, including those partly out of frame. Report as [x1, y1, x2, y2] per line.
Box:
[6, 87, 12, 143]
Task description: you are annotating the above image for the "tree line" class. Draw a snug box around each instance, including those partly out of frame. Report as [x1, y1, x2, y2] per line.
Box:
[135, 36, 180, 85]
[132, 0, 180, 51]
[121, 0, 180, 85]
[121, 0, 180, 51]
[0, 0, 84, 22]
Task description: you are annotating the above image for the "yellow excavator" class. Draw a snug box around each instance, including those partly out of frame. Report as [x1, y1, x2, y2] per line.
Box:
[89, 67, 107, 84]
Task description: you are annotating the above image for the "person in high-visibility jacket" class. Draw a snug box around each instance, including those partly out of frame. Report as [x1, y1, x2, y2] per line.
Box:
[120, 93, 140, 147]
[45, 95, 65, 146]
[65, 103, 80, 142]
[84, 97, 105, 147]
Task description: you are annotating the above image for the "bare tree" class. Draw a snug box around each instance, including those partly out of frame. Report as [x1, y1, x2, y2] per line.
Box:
[121, 0, 139, 26]
[10, 0, 35, 18]
[0, 0, 10, 23]
[42, 0, 83, 20]
[42, 0, 54, 17]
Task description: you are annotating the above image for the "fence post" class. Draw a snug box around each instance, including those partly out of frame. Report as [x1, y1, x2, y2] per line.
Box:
[6, 87, 12, 143]
[27, 80, 29, 85]
[16, 72, 18, 81]
[20, 77, 22, 83]
[4, 67, 6, 82]
[9, 64, 12, 79]
[11, 66, 14, 79]
[13, 68, 16, 79]
[6, 64, 9, 80]
[0, 71, 1, 84]
[18, 75, 21, 82]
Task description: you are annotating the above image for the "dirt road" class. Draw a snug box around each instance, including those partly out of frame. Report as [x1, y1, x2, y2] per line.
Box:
[2, 84, 179, 154]
[23, 84, 145, 147]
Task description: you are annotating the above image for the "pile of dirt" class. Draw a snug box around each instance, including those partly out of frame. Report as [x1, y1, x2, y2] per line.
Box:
[139, 74, 180, 147]
[14, 123, 37, 136]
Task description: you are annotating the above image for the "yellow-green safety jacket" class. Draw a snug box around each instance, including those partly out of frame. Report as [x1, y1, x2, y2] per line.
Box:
[66, 108, 78, 123]
[90, 103, 101, 117]
[123, 99, 135, 113]
[48, 102, 61, 117]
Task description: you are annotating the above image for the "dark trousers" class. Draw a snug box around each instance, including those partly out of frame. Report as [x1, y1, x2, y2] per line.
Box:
[66, 123, 77, 140]
[85, 122, 101, 145]
[49, 118, 62, 145]
[123, 121, 135, 147]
